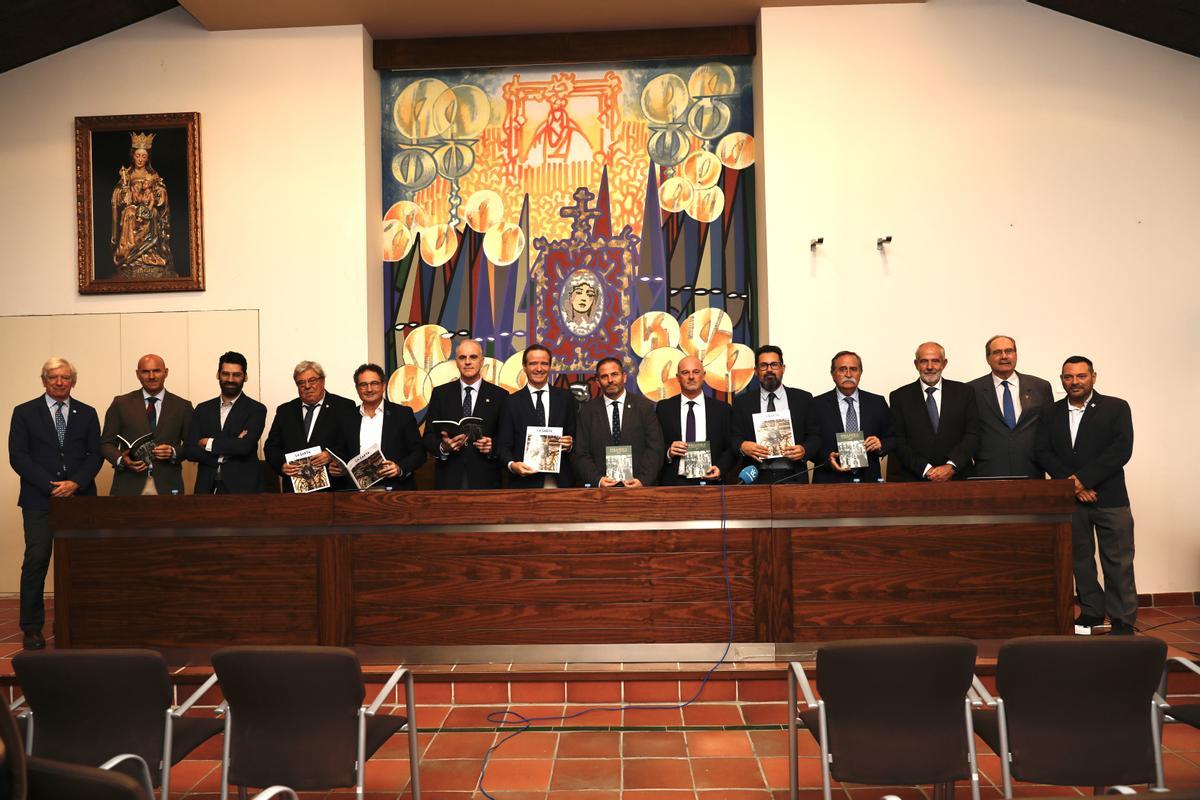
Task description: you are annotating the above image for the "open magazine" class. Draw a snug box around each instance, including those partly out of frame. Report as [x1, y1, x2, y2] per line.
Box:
[117, 432, 157, 474]
[327, 444, 389, 490]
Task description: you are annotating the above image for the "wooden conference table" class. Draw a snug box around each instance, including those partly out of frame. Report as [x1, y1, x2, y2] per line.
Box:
[49, 480, 1074, 654]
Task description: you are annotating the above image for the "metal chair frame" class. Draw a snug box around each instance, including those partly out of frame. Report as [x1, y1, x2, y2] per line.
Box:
[1159, 655, 1200, 729]
[789, 660, 981, 800]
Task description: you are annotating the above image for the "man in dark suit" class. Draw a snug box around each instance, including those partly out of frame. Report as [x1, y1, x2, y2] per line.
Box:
[184, 351, 267, 494]
[338, 363, 424, 489]
[888, 341, 979, 482]
[8, 357, 102, 649]
[422, 339, 508, 490]
[497, 343, 576, 489]
[1035, 356, 1137, 635]
[813, 351, 895, 483]
[573, 357, 665, 487]
[264, 360, 356, 492]
[100, 354, 193, 495]
[968, 335, 1053, 478]
[655, 355, 735, 485]
[731, 345, 821, 484]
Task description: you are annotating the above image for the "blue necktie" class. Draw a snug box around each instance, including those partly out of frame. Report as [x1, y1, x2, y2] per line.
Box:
[925, 386, 939, 432]
[54, 401, 67, 447]
[1001, 380, 1017, 429]
[462, 386, 474, 417]
[844, 397, 859, 433]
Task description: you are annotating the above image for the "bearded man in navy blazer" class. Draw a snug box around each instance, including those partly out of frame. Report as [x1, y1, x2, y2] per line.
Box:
[1035, 356, 1137, 635]
[497, 343, 576, 489]
[264, 360, 356, 492]
[888, 341, 978, 482]
[185, 351, 267, 494]
[573, 357, 665, 487]
[655, 356, 735, 485]
[813, 351, 894, 483]
[422, 339, 508, 490]
[731, 345, 821, 484]
[8, 357, 102, 650]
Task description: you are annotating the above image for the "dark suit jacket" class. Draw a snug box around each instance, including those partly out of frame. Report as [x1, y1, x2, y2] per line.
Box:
[100, 389, 193, 495]
[968, 371, 1054, 478]
[811, 389, 895, 484]
[887, 379, 978, 482]
[263, 392, 357, 492]
[9, 396, 102, 510]
[573, 392, 665, 486]
[731, 385, 821, 484]
[1035, 391, 1133, 507]
[654, 393, 735, 486]
[496, 385, 578, 489]
[184, 394, 268, 494]
[340, 401, 426, 490]
[421, 380, 508, 490]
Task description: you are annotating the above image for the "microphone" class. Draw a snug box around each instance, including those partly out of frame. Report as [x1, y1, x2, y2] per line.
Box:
[737, 464, 760, 485]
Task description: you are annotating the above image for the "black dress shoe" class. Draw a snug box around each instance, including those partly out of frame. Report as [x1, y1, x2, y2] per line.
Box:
[22, 629, 46, 650]
[1110, 620, 1136, 636]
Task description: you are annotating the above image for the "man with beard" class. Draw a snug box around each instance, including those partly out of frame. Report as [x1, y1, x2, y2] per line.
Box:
[100, 353, 193, 495]
[573, 357, 664, 487]
[888, 341, 978, 482]
[185, 351, 268, 494]
[732, 345, 820, 484]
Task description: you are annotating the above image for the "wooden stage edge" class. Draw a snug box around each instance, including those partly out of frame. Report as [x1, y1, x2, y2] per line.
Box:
[50, 481, 1075, 660]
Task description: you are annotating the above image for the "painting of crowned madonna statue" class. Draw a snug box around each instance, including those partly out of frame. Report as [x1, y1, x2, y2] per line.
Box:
[75, 112, 205, 294]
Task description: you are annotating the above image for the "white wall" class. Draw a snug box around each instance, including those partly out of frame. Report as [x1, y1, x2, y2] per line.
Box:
[759, 0, 1200, 593]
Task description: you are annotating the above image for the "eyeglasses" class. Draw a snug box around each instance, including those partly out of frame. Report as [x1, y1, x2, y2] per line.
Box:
[757, 361, 783, 371]
[356, 381, 383, 389]
[295, 377, 323, 388]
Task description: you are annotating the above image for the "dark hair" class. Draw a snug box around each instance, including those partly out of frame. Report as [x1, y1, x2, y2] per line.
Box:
[755, 345, 783, 366]
[523, 343, 552, 365]
[218, 351, 248, 372]
[595, 356, 623, 376]
[985, 334, 1017, 355]
[830, 350, 862, 371]
[1062, 355, 1094, 372]
[354, 363, 386, 384]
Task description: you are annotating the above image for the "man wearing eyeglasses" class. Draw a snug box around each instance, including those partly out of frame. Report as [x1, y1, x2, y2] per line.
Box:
[731, 345, 821, 484]
[967, 335, 1053, 479]
[264, 360, 356, 492]
[337, 363, 424, 490]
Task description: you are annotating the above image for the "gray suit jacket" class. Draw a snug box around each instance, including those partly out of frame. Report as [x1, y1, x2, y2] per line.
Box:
[100, 389, 193, 495]
[573, 393, 665, 486]
[968, 371, 1054, 478]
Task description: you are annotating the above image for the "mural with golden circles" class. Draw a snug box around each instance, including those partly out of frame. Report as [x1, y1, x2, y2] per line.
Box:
[381, 58, 758, 419]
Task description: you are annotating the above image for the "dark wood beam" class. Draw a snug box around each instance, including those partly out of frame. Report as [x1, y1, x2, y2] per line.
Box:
[374, 25, 755, 71]
[1, 0, 179, 74]
[1028, 0, 1200, 59]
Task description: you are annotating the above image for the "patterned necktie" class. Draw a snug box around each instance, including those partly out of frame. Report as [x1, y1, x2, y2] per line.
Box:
[1001, 380, 1017, 429]
[303, 403, 317, 441]
[534, 390, 546, 427]
[611, 401, 621, 444]
[146, 396, 158, 431]
[54, 401, 67, 447]
[462, 386, 474, 418]
[925, 386, 939, 433]
[844, 396, 859, 433]
[766, 392, 777, 412]
[685, 400, 697, 442]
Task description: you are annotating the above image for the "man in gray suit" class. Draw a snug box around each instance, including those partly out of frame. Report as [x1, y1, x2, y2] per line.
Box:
[573, 357, 665, 487]
[968, 335, 1053, 478]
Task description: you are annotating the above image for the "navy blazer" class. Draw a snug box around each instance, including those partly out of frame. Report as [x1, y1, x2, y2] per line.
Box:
[655, 393, 736, 486]
[185, 394, 268, 494]
[9, 396, 102, 510]
[496, 385, 578, 489]
[421, 379, 508, 490]
[339, 401, 426, 490]
[1035, 391, 1133, 508]
[263, 392, 357, 492]
[731, 385, 821, 483]
[811, 388, 895, 484]
[887, 379, 979, 482]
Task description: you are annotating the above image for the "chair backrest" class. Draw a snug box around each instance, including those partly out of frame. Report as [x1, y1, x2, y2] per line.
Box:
[1, 705, 29, 800]
[11, 650, 172, 769]
[815, 636, 977, 784]
[995, 635, 1166, 786]
[210, 646, 366, 791]
[25, 758, 148, 800]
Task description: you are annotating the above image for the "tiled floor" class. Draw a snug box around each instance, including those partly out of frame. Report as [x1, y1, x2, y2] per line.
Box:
[2, 596, 1199, 799]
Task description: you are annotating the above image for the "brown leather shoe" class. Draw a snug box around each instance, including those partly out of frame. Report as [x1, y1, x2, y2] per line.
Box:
[22, 629, 45, 650]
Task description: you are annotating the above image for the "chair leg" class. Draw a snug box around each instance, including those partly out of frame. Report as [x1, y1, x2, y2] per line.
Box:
[405, 671, 422, 800]
[220, 709, 232, 800]
[787, 677, 799, 800]
[1149, 698, 1167, 792]
[818, 702, 832, 800]
[237, 786, 248, 800]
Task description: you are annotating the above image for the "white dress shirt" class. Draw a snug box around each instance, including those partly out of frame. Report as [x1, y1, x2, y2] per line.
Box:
[992, 373, 1021, 423]
[205, 394, 242, 457]
[837, 389, 861, 430]
[460, 378, 483, 415]
[759, 384, 789, 412]
[920, 380, 950, 477]
[607, 392, 626, 436]
[678, 394, 708, 441]
[44, 393, 71, 422]
[302, 393, 326, 441]
[526, 383, 551, 425]
[1068, 392, 1093, 447]
[358, 403, 385, 455]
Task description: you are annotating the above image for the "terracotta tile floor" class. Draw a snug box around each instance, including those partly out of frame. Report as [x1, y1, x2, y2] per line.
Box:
[2, 596, 1199, 799]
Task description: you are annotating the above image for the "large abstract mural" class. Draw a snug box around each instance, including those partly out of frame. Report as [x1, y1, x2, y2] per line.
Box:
[380, 58, 758, 416]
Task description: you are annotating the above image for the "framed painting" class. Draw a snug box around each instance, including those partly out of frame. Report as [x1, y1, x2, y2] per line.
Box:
[75, 112, 204, 294]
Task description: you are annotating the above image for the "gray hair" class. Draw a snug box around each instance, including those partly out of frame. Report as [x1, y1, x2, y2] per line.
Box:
[914, 341, 946, 360]
[41, 357, 77, 380]
[984, 335, 1017, 355]
[292, 360, 325, 379]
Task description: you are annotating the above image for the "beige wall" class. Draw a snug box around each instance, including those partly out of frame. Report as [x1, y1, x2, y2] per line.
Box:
[759, 0, 1200, 592]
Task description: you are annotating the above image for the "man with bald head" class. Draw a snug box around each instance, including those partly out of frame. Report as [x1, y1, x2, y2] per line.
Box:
[887, 342, 978, 482]
[422, 339, 508, 489]
[655, 356, 735, 485]
[100, 353, 194, 495]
